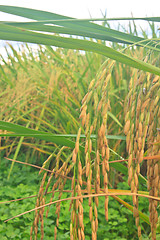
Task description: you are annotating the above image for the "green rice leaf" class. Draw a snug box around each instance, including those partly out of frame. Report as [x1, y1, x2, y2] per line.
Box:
[0, 23, 160, 75]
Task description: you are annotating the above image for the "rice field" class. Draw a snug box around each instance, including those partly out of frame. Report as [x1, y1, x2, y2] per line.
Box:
[0, 5, 160, 240]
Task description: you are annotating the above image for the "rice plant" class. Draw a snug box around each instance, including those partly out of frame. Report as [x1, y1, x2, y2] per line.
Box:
[0, 5, 160, 240]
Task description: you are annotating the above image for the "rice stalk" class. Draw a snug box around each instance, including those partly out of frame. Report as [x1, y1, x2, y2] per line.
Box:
[124, 70, 160, 239]
[70, 59, 115, 239]
[146, 77, 160, 239]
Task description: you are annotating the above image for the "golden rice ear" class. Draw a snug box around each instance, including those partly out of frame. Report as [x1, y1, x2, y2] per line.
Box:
[124, 120, 130, 135]
[75, 62, 114, 239]
[124, 71, 160, 239]
[124, 72, 145, 238]
[147, 95, 160, 238]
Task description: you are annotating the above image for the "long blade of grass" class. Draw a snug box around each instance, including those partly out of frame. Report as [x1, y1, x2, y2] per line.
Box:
[0, 121, 147, 184]
[1, 5, 160, 23]
[0, 120, 130, 178]
[0, 120, 76, 149]
[0, 5, 160, 50]
[0, 23, 160, 75]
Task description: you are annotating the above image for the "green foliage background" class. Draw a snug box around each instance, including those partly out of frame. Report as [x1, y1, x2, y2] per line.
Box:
[0, 158, 150, 239]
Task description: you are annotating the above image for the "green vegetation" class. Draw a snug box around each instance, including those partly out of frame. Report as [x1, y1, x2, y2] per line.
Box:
[0, 159, 150, 239]
[0, 5, 160, 240]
